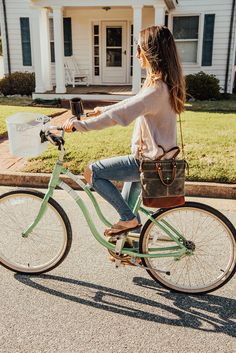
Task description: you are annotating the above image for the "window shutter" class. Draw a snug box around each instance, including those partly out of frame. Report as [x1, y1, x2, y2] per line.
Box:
[202, 14, 215, 66]
[20, 18, 32, 66]
[64, 18, 72, 56]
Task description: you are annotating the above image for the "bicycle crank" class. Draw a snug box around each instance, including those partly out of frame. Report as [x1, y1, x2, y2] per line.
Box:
[108, 236, 170, 274]
[128, 257, 170, 275]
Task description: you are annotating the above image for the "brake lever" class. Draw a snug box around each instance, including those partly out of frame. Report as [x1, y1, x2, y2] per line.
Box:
[40, 130, 47, 143]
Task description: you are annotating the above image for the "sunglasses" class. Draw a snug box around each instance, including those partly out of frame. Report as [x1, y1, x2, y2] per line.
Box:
[137, 44, 141, 55]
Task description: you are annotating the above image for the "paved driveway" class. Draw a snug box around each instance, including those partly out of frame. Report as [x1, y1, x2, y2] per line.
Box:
[0, 186, 235, 353]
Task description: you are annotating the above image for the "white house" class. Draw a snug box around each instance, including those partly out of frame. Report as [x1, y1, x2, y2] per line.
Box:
[0, 0, 236, 100]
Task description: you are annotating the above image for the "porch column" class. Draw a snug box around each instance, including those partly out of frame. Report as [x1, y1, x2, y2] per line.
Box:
[31, 7, 52, 92]
[52, 6, 66, 93]
[154, 5, 166, 25]
[132, 5, 143, 94]
[41, 8, 52, 91]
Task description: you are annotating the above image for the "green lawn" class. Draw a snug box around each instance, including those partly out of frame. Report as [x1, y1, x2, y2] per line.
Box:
[0, 96, 33, 106]
[0, 96, 235, 183]
[24, 110, 236, 183]
[0, 104, 65, 136]
[186, 94, 236, 112]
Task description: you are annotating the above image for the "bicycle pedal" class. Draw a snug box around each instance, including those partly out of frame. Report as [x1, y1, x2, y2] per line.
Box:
[115, 259, 122, 268]
[109, 233, 127, 242]
[115, 237, 127, 256]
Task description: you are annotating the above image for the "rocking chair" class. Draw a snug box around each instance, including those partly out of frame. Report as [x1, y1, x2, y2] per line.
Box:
[64, 56, 89, 87]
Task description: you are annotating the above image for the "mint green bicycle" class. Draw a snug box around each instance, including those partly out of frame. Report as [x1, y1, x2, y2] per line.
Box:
[0, 121, 236, 294]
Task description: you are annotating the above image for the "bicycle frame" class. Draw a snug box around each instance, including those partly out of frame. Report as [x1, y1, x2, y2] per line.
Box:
[22, 143, 190, 260]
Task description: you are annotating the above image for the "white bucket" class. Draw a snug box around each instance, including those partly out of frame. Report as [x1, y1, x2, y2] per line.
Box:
[6, 112, 49, 158]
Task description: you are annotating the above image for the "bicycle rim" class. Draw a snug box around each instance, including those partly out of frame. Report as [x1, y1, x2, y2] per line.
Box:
[0, 190, 71, 274]
[140, 202, 236, 294]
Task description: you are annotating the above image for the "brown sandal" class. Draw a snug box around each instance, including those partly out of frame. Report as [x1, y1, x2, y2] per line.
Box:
[109, 254, 142, 266]
[104, 223, 142, 236]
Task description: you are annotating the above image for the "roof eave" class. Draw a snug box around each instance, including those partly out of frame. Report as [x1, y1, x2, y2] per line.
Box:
[164, 0, 178, 10]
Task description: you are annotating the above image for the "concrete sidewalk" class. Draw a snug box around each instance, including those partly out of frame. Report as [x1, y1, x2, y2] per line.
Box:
[0, 110, 236, 199]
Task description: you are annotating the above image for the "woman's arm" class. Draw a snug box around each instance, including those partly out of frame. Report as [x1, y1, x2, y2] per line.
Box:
[63, 88, 157, 132]
[94, 95, 140, 114]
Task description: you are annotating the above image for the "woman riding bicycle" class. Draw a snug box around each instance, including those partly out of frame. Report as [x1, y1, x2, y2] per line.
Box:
[63, 25, 186, 236]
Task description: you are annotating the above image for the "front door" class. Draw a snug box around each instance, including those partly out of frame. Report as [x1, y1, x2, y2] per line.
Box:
[101, 21, 127, 84]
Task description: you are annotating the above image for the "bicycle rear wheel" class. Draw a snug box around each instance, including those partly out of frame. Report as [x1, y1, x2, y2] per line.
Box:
[0, 190, 72, 274]
[140, 202, 236, 294]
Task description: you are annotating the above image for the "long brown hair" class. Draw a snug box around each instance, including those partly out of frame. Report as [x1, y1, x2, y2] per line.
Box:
[139, 25, 186, 114]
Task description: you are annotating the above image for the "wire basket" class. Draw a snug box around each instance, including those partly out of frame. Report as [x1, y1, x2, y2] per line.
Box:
[7, 112, 49, 158]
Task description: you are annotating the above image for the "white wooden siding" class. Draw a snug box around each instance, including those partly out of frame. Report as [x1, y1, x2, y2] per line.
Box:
[0, 0, 34, 75]
[172, 0, 236, 91]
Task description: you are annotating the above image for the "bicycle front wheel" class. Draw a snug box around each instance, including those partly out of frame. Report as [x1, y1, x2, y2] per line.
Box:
[0, 190, 72, 274]
[140, 202, 236, 294]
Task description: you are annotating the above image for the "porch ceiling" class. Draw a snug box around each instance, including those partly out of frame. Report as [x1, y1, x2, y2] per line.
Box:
[31, 0, 176, 10]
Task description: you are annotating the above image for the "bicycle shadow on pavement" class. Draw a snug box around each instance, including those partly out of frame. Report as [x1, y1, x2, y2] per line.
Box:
[15, 273, 236, 337]
[133, 277, 236, 337]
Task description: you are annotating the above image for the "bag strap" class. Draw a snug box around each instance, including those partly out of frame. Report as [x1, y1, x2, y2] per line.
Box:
[156, 161, 177, 186]
[139, 114, 186, 160]
[139, 128, 180, 160]
[178, 114, 186, 160]
[161, 146, 180, 160]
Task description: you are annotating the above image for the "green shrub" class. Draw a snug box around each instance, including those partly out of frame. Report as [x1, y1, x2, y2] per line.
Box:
[0, 71, 35, 96]
[185, 71, 221, 100]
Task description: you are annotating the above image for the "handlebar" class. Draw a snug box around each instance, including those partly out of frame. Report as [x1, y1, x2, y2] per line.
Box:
[40, 110, 99, 148]
[40, 125, 65, 150]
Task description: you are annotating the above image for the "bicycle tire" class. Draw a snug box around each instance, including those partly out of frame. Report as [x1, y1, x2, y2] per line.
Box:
[0, 189, 72, 274]
[139, 201, 236, 294]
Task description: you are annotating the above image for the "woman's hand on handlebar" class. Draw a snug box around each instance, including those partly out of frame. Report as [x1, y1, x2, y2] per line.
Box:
[86, 107, 103, 118]
[62, 117, 79, 133]
[85, 111, 99, 118]
[62, 108, 103, 132]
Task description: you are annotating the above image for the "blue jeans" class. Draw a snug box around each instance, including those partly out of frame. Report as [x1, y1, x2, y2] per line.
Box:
[90, 155, 141, 222]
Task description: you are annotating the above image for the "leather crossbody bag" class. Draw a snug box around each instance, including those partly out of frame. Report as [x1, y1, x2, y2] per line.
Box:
[139, 115, 188, 208]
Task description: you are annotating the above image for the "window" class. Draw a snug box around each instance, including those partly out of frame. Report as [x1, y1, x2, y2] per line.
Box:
[173, 16, 199, 63]
[93, 25, 100, 76]
[20, 18, 32, 66]
[49, 18, 55, 63]
[49, 17, 72, 63]
[106, 27, 122, 67]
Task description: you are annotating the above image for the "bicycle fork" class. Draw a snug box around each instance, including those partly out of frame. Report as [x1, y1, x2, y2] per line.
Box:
[21, 162, 62, 238]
